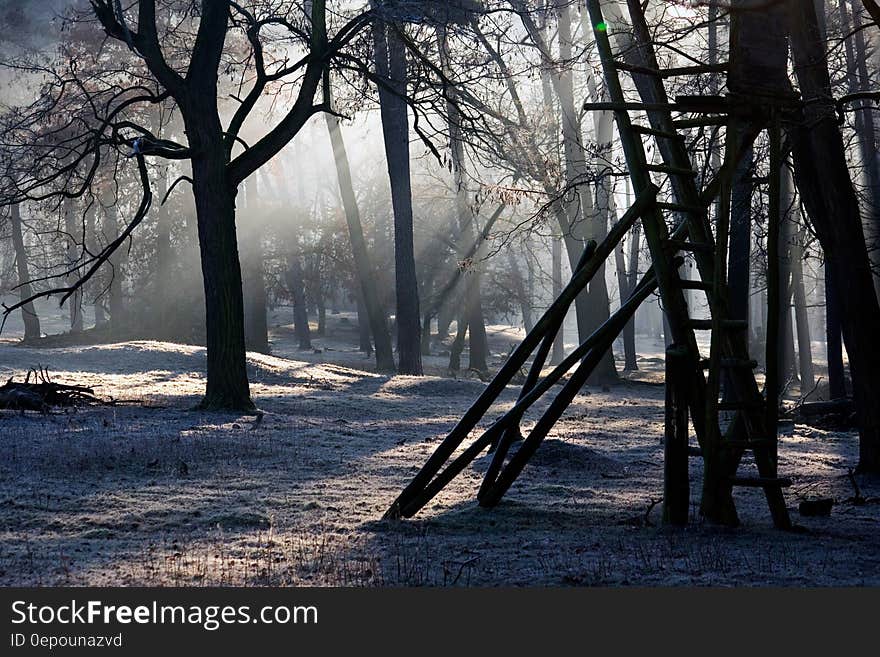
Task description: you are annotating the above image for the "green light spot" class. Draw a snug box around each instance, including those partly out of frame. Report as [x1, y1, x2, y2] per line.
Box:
[595, 22, 607, 31]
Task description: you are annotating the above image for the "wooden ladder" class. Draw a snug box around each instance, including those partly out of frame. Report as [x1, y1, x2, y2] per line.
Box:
[586, 0, 791, 529]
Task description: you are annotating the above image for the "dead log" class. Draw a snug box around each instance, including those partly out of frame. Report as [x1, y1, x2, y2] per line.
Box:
[792, 398, 857, 430]
[795, 399, 853, 417]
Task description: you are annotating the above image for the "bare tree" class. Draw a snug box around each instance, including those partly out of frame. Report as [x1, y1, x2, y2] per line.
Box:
[2, 1, 373, 410]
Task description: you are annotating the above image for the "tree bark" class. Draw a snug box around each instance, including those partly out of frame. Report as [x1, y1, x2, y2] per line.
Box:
[824, 260, 847, 399]
[85, 205, 107, 327]
[558, 3, 616, 384]
[374, 20, 422, 375]
[728, 143, 753, 324]
[324, 88, 394, 371]
[624, 202, 640, 370]
[787, 0, 880, 471]
[438, 24, 489, 375]
[9, 204, 40, 340]
[778, 163, 798, 389]
[614, 236, 637, 370]
[843, 0, 880, 296]
[356, 290, 373, 355]
[507, 248, 534, 333]
[551, 234, 565, 365]
[154, 165, 173, 325]
[99, 196, 125, 331]
[186, 109, 253, 411]
[527, 10, 596, 372]
[63, 198, 83, 333]
[286, 251, 312, 350]
[792, 226, 815, 392]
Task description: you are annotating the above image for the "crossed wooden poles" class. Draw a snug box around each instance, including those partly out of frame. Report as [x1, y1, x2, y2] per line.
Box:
[383, 185, 685, 519]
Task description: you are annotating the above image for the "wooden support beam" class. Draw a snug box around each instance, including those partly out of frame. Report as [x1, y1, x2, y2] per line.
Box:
[384, 185, 659, 519]
[488, 242, 598, 453]
[476, 270, 665, 509]
[582, 101, 679, 112]
[400, 269, 663, 518]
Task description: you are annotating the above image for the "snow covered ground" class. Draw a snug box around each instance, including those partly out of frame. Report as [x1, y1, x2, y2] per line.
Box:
[0, 314, 878, 586]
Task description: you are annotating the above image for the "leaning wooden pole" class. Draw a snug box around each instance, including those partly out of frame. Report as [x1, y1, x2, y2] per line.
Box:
[399, 266, 664, 518]
[487, 242, 599, 453]
[476, 269, 664, 508]
[384, 187, 659, 519]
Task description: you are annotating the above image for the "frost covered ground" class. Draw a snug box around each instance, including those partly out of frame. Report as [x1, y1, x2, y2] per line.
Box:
[0, 310, 878, 586]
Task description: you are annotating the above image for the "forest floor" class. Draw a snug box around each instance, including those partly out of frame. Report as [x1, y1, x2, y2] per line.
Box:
[0, 308, 878, 586]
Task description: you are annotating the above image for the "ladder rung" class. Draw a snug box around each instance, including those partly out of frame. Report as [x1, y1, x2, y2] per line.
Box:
[615, 62, 729, 79]
[716, 399, 763, 411]
[657, 202, 707, 214]
[665, 239, 712, 253]
[699, 358, 759, 369]
[729, 476, 792, 488]
[674, 117, 727, 129]
[583, 101, 678, 112]
[632, 125, 683, 140]
[644, 164, 698, 177]
[679, 280, 714, 291]
[660, 64, 729, 78]
[673, 94, 728, 113]
[685, 319, 749, 331]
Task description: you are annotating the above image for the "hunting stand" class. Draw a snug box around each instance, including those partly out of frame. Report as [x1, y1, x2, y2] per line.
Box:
[385, 0, 800, 529]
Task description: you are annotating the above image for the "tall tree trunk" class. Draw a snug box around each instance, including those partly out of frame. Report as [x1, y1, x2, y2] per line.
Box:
[526, 247, 536, 333]
[792, 226, 815, 392]
[448, 316, 467, 374]
[85, 205, 107, 327]
[438, 25, 489, 375]
[63, 198, 83, 333]
[778, 163, 798, 389]
[101, 200, 125, 330]
[374, 20, 422, 375]
[624, 200, 641, 370]
[324, 84, 395, 372]
[286, 251, 312, 350]
[317, 287, 327, 337]
[186, 112, 253, 411]
[532, 16, 592, 369]
[614, 236, 637, 370]
[551, 234, 565, 365]
[463, 276, 489, 374]
[824, 260, 847, 398]
[9, 204, 40, 340]
[842, 0, 880, 296]
[728, 144, 754, 324]
[437, 300, 453, 341]
[507, 248, 534, 333]
[356, 290, 373, 355]
[557, 3, 616, 384]
[154, 165, 173, 330]
[787, 0, 880, 471]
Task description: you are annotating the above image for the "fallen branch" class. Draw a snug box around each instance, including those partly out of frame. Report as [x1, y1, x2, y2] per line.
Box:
[0, 368, 106, 411]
